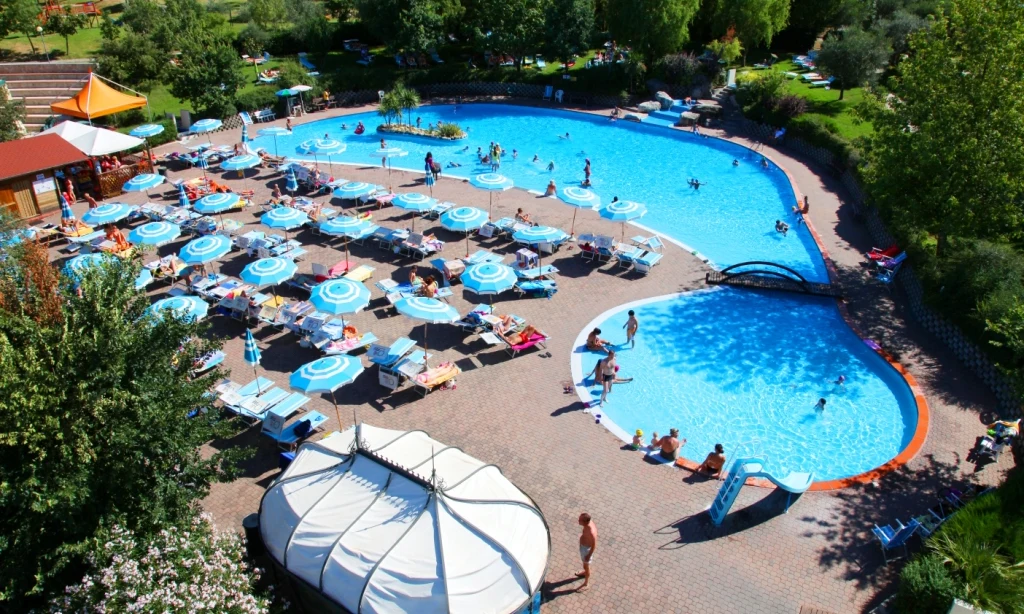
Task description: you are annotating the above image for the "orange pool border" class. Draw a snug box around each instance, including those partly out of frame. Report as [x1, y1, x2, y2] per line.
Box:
[675, 158, 930, 491]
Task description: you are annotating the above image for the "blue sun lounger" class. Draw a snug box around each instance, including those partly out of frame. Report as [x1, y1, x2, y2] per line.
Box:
[234, 387, 289, 423]
[872, 518, 921, 563]
[515, 279, 558, 298]
[368, 337, 416, 368]
[263, 411, 327, 450]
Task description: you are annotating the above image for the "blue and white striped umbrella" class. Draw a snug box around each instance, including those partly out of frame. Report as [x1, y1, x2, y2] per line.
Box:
[285, 166, 299, 193]
[332, 181, 380, 200]
[63, 253, 110, 280]
[392, 192, 436, 212]
[81, 202, 132, 226]
[513, 225, 568, 244]
[221, 153, 261, 171]
[310, 278, 370, 315]
[191, 118, 223, 133]
[241, 123, 249, 143]
[462, 262, 518, 296]
[130, 124, 165, 138]
[469, 172, 514, 192]
[193, 192, 240, 214]
[440, 206, 488, 232]
[240, 257, 297, 287]
[394, 296, 460, 324]
[178, 184, 191, 208]
[560, 186, 601, 209]
[146, 295, 208, 322]
[243, 328, 262, 367]
[179, 234, 232, 265]
[370, 147, 407, 159]
[259, 127, 292, 138]
[276, 88, 297, 97]
[298, 138, 346, 155]
[128, 221, 180, 246]
[59, 191, 74, 221]
[600, 200, 647, 222]
[290, 355, 364, 394]
[261, 207, 309, 231]
[122, 173, 165, 193]
[319, 216, 370, 237]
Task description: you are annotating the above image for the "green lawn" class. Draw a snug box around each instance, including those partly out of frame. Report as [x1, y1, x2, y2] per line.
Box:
[740, 60, 873, 141]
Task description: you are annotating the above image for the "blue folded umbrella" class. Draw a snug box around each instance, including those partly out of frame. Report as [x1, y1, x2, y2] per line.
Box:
[240, 257, 297, 287]
[146, 295, 208, 322]
[333, 181, 381, 199]
[244, 328, 262, 367]
[392, 192, 436, 212]
[513, 225, 568, 244]
[440, 206, 488, 232]
[122, 173, 165, 193]
[241, 123, 249, 143]
[81, 203, 133, 226]
[193, 192, 240, 214]
[310, 278, 371, 315]
[285, 166, 299, 193]
[178, 184, 191, 208]
[128, 221, 180, 246]
[191, 119, 223, 133]
[394, 297, 460, 324]
[470, 172, 513, 191]
[462, 262, 517, 295]
[261, 207, 309, 230]
[290, 355, 364, 394]
[221, 153, 261, 171]
[129, 124, 165, 138]
[179, 234, 232, 265]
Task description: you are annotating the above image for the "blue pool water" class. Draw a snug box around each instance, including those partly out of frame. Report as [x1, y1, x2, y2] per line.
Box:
[576, 288, 918, 482]
[252, 104, 828, 281]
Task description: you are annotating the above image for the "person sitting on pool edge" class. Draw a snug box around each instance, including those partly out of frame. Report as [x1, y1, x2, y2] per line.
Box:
[651, 429, 686, 461]
[693, 444, 726, 478]
[545, 180, 557, 197]
[586, 328, 611, 353]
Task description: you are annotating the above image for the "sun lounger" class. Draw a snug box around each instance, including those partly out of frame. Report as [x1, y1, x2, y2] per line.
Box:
[266, 392, 311, 420]
[514, 264, 558, 279]
[616, 245, 644, 267]
[872, 519, 921, 563]
[810, 77, 834, 88]
[453, 303, 493, 334]
[501, 330, 549, 357]
[192, 350, 225, 374]
[263, 411, 327, 450]
[631, 235, 664, 252]
[634, 252, 663, 275]
[343, 265, 375, 282]
[515, 279, 558, 298]
[234, 387, 289, 423]
[322, 332, 379, 355]
[413, 361, 461, 395]
[368, 337, 417, 368]
[217, 376, 274, 408]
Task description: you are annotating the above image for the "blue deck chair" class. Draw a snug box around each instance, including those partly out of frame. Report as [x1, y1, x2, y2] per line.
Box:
[872, 518, 921, 563]
[368, 337, 417, 368]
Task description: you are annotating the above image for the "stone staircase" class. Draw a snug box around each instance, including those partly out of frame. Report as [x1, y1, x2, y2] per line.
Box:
[0, 61, 93, 133]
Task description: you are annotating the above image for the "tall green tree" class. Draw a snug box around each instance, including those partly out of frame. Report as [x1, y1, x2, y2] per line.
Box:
[247, 0, 287, 30]
[168, 36, 245, 117]
[1, 0, 42, 53]
[0, 96, 25, 142]
[784, 0, 871, 40]
[816, 27, 889, 99]
[545, 0, 595, 65]
[44, 8, 87, 56]
[118, 0, 162, 35]
[606, 0, 701, 60]
[713, 0, 789, 64]
[96, 31, 167, 92]
[861, 0, 1024, 254]
[475, 0, 545, 71]
[0, 241, 249, 607]
[356, 0, 463, 52]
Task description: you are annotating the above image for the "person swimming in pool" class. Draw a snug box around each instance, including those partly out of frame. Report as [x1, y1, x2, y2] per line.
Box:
[775, 220, 789, 236]
[815, 398, 827, 411]
[533, 154, 540, 162]
[447, 161, 462, 168]
[547, 161, 556, 171]
[834, 375, 846, 386]
[688, 178, 701, 190]
[732, 159, 739, 166]
[559, 132, 570, 139]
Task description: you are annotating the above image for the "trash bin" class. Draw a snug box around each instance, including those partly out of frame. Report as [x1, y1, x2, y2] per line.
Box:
[242, 512, 264, 558]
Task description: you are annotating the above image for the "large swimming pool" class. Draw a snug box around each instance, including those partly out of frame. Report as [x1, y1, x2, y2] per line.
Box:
[572, 288, 918, 482]
[252, 104, 828, 281]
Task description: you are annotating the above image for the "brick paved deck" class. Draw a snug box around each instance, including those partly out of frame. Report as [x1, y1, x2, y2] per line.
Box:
[45, 100, 1014, 614]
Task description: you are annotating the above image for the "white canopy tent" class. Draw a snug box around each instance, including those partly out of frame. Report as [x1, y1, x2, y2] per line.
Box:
[260, 424, 550, 614]
[43, 121, 145, 156]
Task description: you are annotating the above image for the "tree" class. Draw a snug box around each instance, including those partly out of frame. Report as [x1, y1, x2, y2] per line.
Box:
[248, 0, 287, 29]
[816, 27, 889, 99]
[1, 0, 42, 53]
[873, 9, 928, 57]
[119, 0, 162, 35]
[606, 0, 701, 60]
[477, 0, 545, 71]
[0, 241, 249, 606]
[378, 90, 401, 125]
[861, 0, 1024, 254]
[395, 83, 421, 124]
[545, 0, 595, 65]
[784, 0, 870, 42]
[713, 0, 789, 64]
[706, 37, 742, 65]
[238, 23, 271, 79]
[45, 8, 87, 56]
[288, 0, 335, 62]
[0, 96, 25, 142]
[48, 514, 272, 613]
[97, 31, 167, 91]
[168, 36, 245, 117]
[323, 0, 355, 19]
[356, 0, 463, 52]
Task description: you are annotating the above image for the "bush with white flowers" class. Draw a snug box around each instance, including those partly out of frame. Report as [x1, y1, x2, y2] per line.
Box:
[49, 513, 274, 613]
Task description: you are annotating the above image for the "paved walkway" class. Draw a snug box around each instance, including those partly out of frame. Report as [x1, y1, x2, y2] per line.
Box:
[46, 99, 1013, 614]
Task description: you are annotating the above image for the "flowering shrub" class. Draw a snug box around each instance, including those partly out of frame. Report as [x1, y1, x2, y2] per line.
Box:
[49, 513, 276, 613]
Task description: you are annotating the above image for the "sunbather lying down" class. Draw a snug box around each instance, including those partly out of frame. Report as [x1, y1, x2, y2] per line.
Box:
[504, 325, 540, 346]
[417, 361, 460, 387]
[493, 314, 521, 335]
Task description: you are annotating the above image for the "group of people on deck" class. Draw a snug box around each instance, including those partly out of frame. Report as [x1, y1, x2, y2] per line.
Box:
[632, 428, 727, 478]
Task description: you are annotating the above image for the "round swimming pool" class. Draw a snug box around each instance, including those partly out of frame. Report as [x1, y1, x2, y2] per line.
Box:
[571, 288, 919, 483]
[251, 104, 828, 281]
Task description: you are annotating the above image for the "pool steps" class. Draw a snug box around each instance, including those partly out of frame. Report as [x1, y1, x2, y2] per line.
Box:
[709, 457, 814, 525]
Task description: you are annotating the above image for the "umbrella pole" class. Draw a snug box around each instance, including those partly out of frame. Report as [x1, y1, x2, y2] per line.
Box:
[465, 232, 470, 258]
[254, 365, 261, 394]
[331, 390, 341, 431]
[423, 323, 429, 369]
[571, 210, 578, 238]
[489, 193, 493, 218]
[345, 237, 350, 269]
